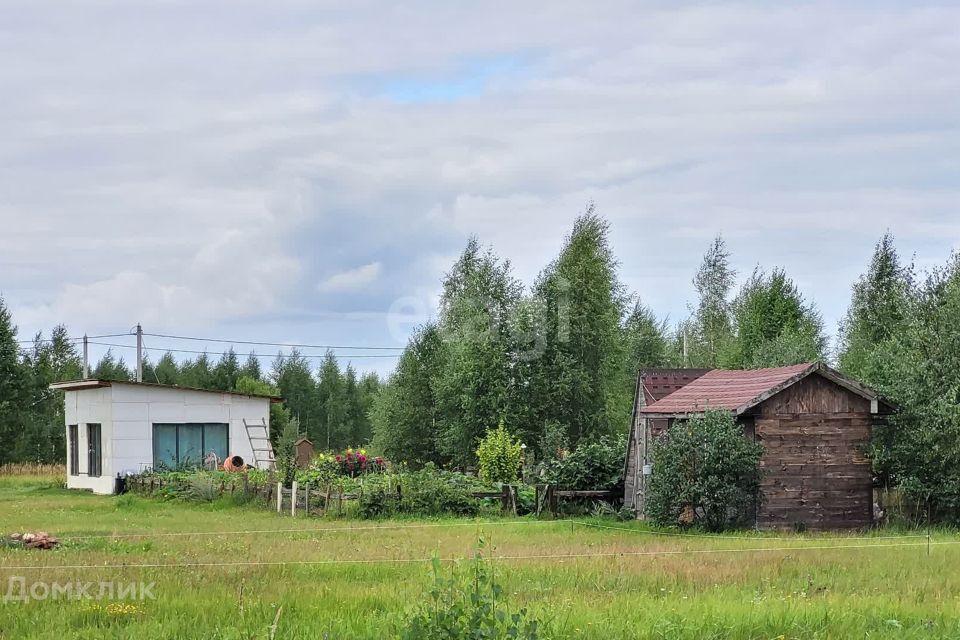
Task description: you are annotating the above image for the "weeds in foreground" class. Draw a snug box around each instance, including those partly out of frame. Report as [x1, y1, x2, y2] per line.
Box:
[397, 538, 543, 639]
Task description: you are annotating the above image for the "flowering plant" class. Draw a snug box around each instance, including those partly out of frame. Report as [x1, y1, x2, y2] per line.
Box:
[333, 448, 387, 477]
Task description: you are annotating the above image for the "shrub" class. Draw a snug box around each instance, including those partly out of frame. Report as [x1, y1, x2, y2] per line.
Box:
[646, 409, 763, 532]
[400, 466, 480, 517]
[397, 541, 541, 640]
[274, 417, 301, 487]
[181, 474, 220, 503]
[539, 436, 625, 492]
[477, 421, 522, 485]
[358, 466, 481, 519]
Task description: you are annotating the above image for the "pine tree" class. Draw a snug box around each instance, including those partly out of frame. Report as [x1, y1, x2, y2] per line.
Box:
[19, 325, 81, 462]
[316, 351, 347, 449]
[153, 352, 180, 385]
[212, 348, 241, 391]
[622, 300, 674, 371]
[0, 297, 29, 465]
[341, 366, 366, 445]
[239, 352, 262, 382]
[179, 353, 212, 388]
[372, 323, 446, 466]
[271, 351, 316, 443]
[92, 350, 133, 381]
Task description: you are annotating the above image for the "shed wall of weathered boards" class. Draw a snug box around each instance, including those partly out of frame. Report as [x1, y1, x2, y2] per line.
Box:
[749, 374, 873, 529]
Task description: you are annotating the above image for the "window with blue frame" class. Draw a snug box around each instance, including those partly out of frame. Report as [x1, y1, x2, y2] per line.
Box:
[152, 423, 229, 469]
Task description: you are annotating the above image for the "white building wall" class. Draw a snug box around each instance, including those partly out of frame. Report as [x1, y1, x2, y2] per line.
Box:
[64, 386, 115, 494]
[65, 383, 273, 495]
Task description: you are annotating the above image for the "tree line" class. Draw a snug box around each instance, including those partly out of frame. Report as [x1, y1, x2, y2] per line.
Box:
[369, 207, 830, 468]
[3, 204, 960, 521]
[0, 315, 382, 464]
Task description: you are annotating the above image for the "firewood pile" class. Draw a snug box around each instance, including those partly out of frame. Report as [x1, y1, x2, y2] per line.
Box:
[9, 532, 59, 550]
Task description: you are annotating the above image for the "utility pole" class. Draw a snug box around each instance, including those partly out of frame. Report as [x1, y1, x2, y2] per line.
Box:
[683, 326, 689, 367]
[82, 334, 89, 378]
[135, 323, 143, 383]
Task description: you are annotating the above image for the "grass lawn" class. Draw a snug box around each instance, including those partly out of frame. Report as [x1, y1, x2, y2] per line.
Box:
[1, 475, 959, 639]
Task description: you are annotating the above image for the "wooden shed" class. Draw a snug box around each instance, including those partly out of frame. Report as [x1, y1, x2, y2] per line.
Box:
[624, 362, 894, 530]
[294, 438, 315, 469]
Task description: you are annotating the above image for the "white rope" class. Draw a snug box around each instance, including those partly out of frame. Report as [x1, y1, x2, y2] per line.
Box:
[52, 518, 939, 543]
[57, 519, 572, 541]
[3, 539, 957, 572]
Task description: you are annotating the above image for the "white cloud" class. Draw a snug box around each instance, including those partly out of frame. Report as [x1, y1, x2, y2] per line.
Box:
[2, 0, 959, 374]
[318, 262, 383, 293]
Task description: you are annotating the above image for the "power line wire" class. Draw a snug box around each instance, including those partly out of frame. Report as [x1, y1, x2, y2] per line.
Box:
[88, 341, 401, 359]
[142, 331, 404, 351]
[16, 333, 132, 345]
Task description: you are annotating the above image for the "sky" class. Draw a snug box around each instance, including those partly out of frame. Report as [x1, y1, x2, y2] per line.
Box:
[2, 1, 959, 376]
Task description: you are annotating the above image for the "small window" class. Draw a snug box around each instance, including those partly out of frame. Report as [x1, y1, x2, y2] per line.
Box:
[68, 425, 79, 476]
[87, 423, 102, 478]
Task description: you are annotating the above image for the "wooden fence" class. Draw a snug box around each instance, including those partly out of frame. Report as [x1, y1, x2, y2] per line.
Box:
[125, 475, 618, 518]
[275, 482, 525, 517]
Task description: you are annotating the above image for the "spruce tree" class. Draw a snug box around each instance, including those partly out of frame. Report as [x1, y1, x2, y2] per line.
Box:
[0, 297, 29, 465]
[371, 323, 446, 465]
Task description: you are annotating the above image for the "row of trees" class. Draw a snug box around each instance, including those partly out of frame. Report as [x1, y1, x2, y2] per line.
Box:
[5, 204, 960, 522]
[371, 206, 830, 467]
[0, 303, 381, 463]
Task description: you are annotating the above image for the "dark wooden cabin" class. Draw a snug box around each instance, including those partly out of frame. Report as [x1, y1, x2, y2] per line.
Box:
[624, 362, 894, 530]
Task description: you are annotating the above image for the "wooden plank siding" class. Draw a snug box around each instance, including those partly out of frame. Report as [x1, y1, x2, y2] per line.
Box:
[751, 375, 873, 530]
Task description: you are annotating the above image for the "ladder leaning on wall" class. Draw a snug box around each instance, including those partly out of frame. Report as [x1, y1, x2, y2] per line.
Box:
[243, 418, 275, 470]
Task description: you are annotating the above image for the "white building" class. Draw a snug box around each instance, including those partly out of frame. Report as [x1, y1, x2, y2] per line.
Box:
[50, 379, 280, 494]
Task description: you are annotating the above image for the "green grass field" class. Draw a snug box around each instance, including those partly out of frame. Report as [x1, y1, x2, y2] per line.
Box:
[1, 475, 959, 639]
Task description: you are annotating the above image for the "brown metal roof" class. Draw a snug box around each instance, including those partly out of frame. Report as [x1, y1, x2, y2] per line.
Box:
[639, 368, 711, 405]
[49, 379, 284, 403]
[639, 362, 891, 416]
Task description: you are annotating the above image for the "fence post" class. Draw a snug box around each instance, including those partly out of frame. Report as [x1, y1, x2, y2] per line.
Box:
[500, 485, 510, 514]
[276, 482, 282, 513]
[304, 483, 311, 516]
[291, 481, 298, 517]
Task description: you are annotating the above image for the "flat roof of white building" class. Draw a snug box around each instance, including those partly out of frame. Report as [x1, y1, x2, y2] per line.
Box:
[49, 379, 284, 403]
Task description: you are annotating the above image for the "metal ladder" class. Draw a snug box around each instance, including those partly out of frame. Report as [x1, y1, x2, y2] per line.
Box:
[243, 418, 275, 470]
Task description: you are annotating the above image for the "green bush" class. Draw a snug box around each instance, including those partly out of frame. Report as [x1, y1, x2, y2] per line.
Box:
[476, 421, 522, 485]
[358, 466, 481, 519]
[646, 409, 763, 532]
[397, 541, 541, 640]
[539, 436, 625, 492]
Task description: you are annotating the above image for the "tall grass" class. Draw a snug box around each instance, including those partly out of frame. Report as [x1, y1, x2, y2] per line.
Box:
[0, 475, 957, 639]
[0, 463, 66, 477]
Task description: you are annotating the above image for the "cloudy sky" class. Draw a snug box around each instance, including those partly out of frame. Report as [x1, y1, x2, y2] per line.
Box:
[2, 1, 958, 375]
